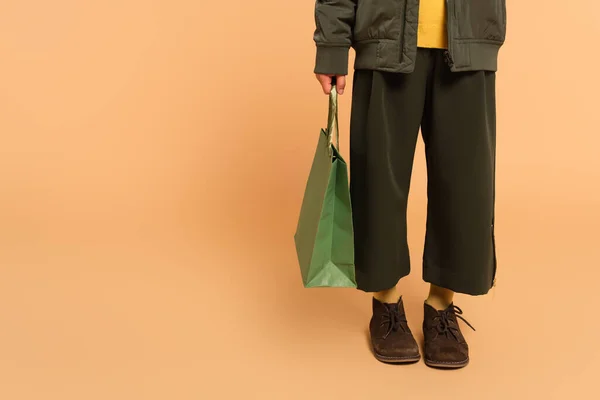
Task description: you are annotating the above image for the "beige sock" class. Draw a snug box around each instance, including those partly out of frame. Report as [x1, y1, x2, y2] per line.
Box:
[425, 284, 455, 310]
[373, 286, 401, 304]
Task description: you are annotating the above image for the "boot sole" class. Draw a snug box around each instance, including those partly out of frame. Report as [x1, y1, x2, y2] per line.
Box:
[373, 352, 421, 364]
[424, 357, 469, 369]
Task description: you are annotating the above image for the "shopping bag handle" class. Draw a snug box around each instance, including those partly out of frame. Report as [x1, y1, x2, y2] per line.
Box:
[327, 77, 340, 151]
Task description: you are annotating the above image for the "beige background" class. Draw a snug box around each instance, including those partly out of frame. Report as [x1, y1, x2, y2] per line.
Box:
[1, 0, 599, 399]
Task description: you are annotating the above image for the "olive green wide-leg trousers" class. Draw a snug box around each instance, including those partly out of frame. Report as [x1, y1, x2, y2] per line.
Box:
[350, 48, 497, 295]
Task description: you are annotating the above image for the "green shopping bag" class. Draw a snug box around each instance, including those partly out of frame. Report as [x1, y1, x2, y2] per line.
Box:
[294, 84, 356, 288]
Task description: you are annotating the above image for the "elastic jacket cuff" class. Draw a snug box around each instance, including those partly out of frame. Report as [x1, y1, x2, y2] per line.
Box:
[314, 46, 350, 76]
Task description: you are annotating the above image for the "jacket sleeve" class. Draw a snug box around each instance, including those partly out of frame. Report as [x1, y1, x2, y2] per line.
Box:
[313, 0, 357, 76]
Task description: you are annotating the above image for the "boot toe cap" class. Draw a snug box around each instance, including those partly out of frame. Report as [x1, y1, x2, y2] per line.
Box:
[372, 337, 421, 361]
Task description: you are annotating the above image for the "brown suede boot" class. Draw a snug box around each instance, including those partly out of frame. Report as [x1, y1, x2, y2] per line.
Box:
[423, 303, 476, 368]
[369, 297, 421, 363]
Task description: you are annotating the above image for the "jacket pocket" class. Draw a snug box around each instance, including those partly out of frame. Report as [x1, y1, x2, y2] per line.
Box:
[353, 0, 405, 42]
[455, 0, 506, 43]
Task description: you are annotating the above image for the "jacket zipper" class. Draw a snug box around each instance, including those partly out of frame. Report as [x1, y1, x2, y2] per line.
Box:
[444, 0, 455, 69]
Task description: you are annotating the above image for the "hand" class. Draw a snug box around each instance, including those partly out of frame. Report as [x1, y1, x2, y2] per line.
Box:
[315, 74, 346, 95]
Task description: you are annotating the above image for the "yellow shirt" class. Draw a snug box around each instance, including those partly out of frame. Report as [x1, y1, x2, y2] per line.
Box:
[417, 0, 448, 49]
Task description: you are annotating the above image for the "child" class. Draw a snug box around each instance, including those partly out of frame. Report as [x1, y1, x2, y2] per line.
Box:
[313, 0, 506, 368]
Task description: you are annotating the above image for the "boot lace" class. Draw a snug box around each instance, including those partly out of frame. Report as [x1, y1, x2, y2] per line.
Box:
[380, 304, 408, 339]
[433, 305, 476, 341]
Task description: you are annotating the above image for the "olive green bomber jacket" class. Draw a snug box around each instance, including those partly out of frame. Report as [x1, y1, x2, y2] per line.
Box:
[314, 0, 507, 75]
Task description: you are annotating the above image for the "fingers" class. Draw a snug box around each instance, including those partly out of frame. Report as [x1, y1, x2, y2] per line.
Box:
[316, 74, 333, 95]
[315, 74, 347, 95]
[336, 75, 346, 95]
